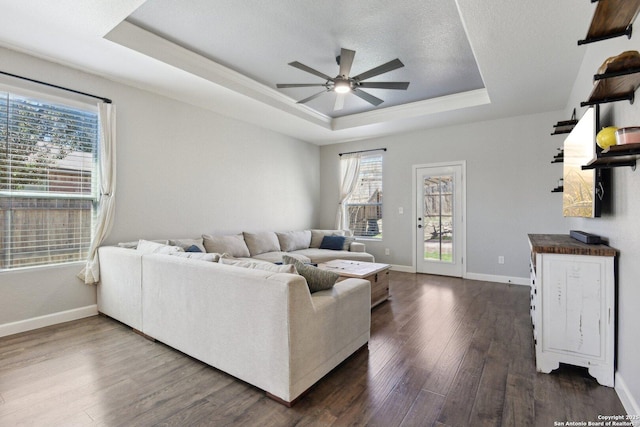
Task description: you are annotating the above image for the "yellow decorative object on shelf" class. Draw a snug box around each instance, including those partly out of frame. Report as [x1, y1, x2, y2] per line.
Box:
[596, 126, 618, 149]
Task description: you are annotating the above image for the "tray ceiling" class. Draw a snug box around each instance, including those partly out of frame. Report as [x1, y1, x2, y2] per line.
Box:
[127, 0, 485, 118]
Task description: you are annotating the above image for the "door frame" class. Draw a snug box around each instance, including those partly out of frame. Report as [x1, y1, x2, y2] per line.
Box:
[412, 161, 467, 277]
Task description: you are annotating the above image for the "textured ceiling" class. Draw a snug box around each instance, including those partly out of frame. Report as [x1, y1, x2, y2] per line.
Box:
[127, 0, 485, 118]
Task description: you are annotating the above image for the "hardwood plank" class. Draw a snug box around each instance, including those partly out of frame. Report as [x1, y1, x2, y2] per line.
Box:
[400, 389, 446, 427]
[501, 373, 535, 427]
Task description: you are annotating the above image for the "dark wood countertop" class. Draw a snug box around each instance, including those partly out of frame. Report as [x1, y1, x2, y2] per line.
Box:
[528, 234, 617, 257]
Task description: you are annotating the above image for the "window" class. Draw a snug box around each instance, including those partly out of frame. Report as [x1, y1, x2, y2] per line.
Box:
[345, 153, 383, 238]
[0, 90, 99, 270]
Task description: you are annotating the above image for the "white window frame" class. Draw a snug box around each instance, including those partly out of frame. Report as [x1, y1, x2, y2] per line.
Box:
[344, 153, 383, 240]
[0, 87, 99, 270]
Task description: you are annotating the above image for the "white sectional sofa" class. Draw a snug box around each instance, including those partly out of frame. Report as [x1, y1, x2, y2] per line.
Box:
[97, 229, 373, 405]
[202, 229, 375, 264]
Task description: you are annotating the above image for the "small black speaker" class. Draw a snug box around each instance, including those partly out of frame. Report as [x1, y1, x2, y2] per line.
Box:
[570, 230, 602, 244]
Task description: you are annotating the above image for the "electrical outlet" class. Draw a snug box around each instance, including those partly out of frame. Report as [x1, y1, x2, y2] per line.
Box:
[498, 256, 505, 264]
[398, 207, 404, 214]
[385, 248, 390, 255]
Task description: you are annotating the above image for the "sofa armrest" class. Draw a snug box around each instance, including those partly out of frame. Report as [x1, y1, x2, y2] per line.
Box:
[97, 246, 143, 330]
[350, 242, 366, 252]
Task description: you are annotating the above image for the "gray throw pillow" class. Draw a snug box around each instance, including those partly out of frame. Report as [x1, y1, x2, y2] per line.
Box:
[276, 230, 312, 252]
[202, 234, 251, 258]
[243, 231, 281, 256]
[282, 254, 339, 293]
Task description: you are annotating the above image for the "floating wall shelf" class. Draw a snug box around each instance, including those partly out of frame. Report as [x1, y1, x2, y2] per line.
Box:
[581, 67, 640, 106]
[578, 0, 640, 45]
[582, 142, 640, 170]
[551, 109, 577, 135]
[551, 150, 564, 164]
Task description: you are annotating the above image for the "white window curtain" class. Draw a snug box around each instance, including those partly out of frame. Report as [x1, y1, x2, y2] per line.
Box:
[335, 153, 361, 230]
[78, 102, 116, 284]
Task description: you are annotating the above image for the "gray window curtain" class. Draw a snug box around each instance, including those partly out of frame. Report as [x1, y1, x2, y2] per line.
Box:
[78, 102, 116, 284]
[335, 153, 361, 230]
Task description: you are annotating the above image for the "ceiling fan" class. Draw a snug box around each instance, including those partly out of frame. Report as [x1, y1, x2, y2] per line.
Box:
[276, 48, 410, 110]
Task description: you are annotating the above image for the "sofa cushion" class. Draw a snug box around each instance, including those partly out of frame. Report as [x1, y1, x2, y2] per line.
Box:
[219, 258, 297, 274]
[310, 230, 346, 248]
[169, 238, 206, 253]
[118, 239, 168, 249]
[319, 235, 347, 250]
[203, 234, 251, 258]
[136, 239, 184, 254]
[170, 252, 220, 262]
[243, 231, 281, 256]
[276, 230, 312, 252]
[342, 236, 355, 250]
[282, 255, 339, 293]
[251, 251, 311, 264]
[291, 248, 375, 264]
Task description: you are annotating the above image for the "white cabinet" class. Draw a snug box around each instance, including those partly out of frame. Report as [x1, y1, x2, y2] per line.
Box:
[529, 234, 616, 387]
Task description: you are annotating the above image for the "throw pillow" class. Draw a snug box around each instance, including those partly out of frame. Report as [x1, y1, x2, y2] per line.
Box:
[342, 236, 355, 251]
[136, 239, 184, 254]
[243, 231, 281, 256]
[169, 238, 206, 253]
[282, 254, 339, 293]
[170, 252, 219, 262]
[320, 235, 346, 251]
[276, 230, 312, 252]
[219, 258, 297, 274]
[185, 245, 202, 252]
[310, 229, 346, 248]
[202, 234, 251, 258]
[118, 239, 169, 249]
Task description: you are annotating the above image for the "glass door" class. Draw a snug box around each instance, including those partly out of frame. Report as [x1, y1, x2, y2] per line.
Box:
[415, 163, 464, 277]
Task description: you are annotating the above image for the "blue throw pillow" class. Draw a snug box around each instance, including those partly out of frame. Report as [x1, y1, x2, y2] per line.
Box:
[185, 244, 203, 253]
[319, 235, 346, 251]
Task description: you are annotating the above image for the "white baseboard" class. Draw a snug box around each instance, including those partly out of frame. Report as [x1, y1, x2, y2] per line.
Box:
[0, 305, 98, 338]
[387, 266, 529, 286]
[463, 272, 529, 286]
[389, 264, 416, 273]
[616, 373, 640, 426]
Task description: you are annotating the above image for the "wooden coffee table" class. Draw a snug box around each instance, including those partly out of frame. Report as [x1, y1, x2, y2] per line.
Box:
[318, 259, 391, 308]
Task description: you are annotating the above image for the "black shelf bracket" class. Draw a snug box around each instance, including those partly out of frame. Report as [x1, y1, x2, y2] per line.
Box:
[593, 67, 640, 80]
[578, 25, 633, 45]
[581, 91, 635, 107]
[583, 160, 637, 171]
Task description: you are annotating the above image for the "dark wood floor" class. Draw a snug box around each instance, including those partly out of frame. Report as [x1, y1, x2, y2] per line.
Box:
[0, 272, 626, 426]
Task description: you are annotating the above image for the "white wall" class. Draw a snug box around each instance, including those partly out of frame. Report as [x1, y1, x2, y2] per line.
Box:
[319, 110, 569, 280]
[0, 47, 320, 331]
[563, 36, 640, 417]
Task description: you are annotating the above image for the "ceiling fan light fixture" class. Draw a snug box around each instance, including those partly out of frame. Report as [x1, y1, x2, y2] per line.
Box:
[277, 48, 408, 109]
[334, 79, 351, 94]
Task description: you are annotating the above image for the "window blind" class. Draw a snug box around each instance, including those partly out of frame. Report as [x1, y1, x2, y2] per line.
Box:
[345, 153, 383, 238]
[0, 91, 99, 270]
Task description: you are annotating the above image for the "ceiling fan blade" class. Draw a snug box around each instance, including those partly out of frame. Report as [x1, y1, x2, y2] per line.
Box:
[358, 81, 410, 90]
[352, 58, 404, 82]
[334, 93, 346, 111]
[288, 61, 333, 81]
[352, 89, 383, 106]
[296, 89, 329, 104]
[338, 48, 356, 77]
[276, 83, 329, 88]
